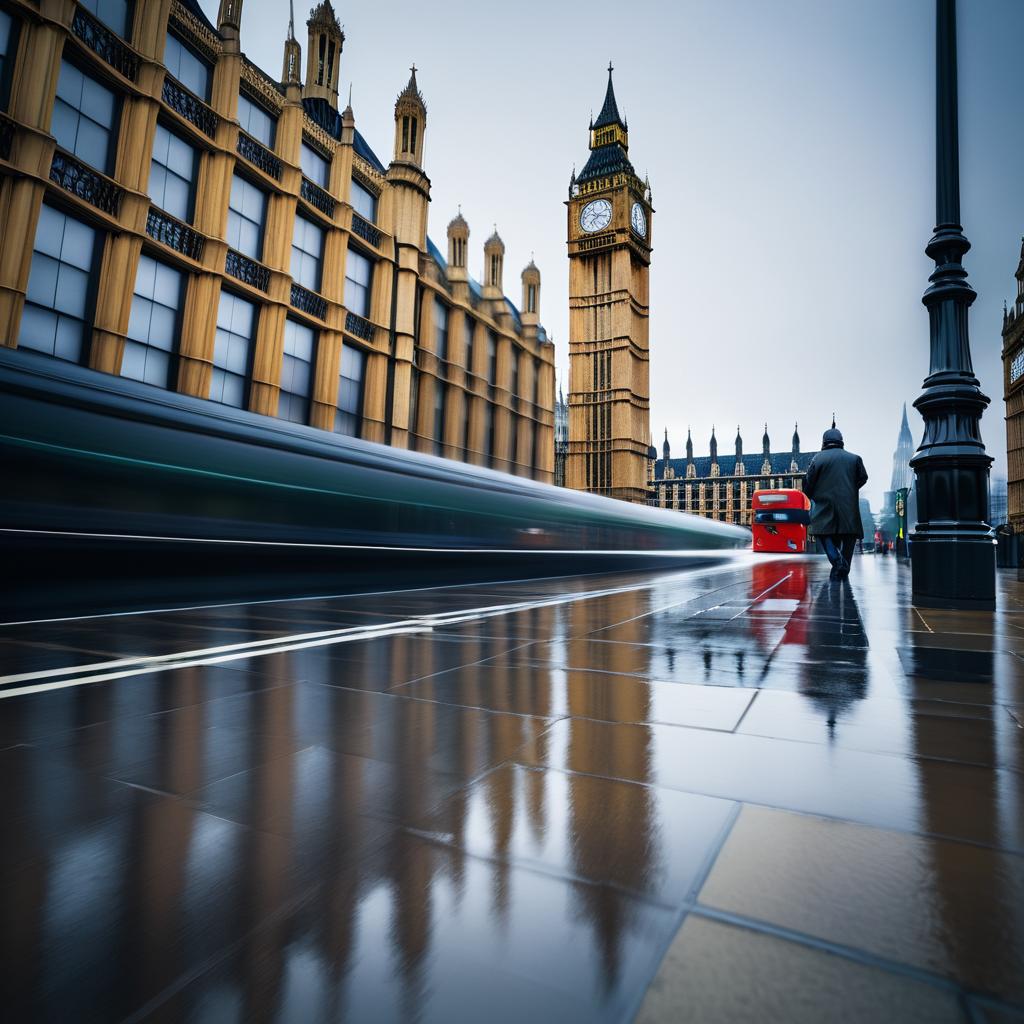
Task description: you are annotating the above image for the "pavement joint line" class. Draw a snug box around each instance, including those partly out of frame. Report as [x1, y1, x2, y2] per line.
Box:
[915, 608, 936, 633]
[730, 689, 760, 733]
[688, 903, 1014, 1008]
[507, 760, 1024, 860]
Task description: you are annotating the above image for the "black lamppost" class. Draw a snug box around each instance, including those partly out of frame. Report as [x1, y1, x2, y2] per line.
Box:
[910, 0, 995, 609]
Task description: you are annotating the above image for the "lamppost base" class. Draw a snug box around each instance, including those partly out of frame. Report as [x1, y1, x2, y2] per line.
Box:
[911, 535, 996, 610]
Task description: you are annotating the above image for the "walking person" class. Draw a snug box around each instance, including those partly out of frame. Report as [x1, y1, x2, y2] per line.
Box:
[803, 425, 868, 580]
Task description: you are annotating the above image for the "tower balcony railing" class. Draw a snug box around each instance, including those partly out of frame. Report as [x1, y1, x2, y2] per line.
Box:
[290, 282, 327, 321]
[49, 150, 123, 216]
[345, 310, 376, 343]
[71, 6, 139, 81]
[162, 76, 218, 139]
[225, 249, 270, 292]
[351, 213, 382, 249]
[300, 177, 335, 217]
[236, 130, 281, 181]
[146, 206, 204, 261]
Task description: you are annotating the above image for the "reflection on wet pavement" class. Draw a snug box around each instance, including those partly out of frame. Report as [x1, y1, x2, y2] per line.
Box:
[0, 556, 1022, 1022]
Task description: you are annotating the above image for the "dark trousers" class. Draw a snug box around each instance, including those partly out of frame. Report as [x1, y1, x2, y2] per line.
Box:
[821, 535, 857, 574]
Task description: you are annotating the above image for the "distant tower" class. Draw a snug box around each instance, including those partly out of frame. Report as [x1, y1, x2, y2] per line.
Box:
[685, 428, 695, 478]
[565, 65, 653, 502]
[663, 429, 674, 480]
[709, 426, 719, 477]
[790, 422, 800, 472]
[761, 423, 771, 475]
[734, 426, 745, 475]
[890, 404, 915, 492]
[483, 228, 505, 300]
[305, 1, 344, 106]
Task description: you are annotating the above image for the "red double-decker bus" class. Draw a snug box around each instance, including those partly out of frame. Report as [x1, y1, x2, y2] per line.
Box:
[751, 489, 811, 553]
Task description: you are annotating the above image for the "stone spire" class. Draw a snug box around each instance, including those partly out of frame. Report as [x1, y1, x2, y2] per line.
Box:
[393, 64, 426, 165]
[592, 62, 625, 130]
[663, 428, 671, 462]
[792, 422, 800, 455]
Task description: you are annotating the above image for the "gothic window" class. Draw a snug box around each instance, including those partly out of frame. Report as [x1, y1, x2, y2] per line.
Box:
[344, 246, 373, 318]
[211, 291, 256, 408]
[53, 60, 119, 173]
[490, 253, 499, 286]
[433, 379, 446, 455]
[291, 214, 324, 292]
[483, 403, 495, 465]
[410, 116, 418, 154]
[279, 319, 315, 424]
[464, 318, 475, 374]
[226, 174, 267, 260]
[335, 344, 365, 436]
[301, 140, 330, 188]
[149, 123, 197, 222]
[19, 204, 100, 364]
[237, 91, 276, 148]
[527, 283, 536, 313]
[0, 10, 15, 110]
[123, 254, 182, 388]
[351, 179, 377, 222]
[487, 331, 497, 384]
[164, 32, 210, 101]
[434, 298, 449, 361]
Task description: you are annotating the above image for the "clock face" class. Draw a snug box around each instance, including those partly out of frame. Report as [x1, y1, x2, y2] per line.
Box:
[580, 199, 612, 233]
[631, 202, 647, 237]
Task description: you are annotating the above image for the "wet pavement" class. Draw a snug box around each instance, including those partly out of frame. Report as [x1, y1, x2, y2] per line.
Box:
[1, 554, 1022, 1022]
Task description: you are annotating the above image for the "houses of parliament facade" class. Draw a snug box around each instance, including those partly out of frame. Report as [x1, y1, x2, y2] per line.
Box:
[0, 0, 555, 479]
[651, 426, 814, 527]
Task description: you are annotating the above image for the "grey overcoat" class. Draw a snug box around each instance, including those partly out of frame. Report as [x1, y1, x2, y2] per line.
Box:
[803, 446, 868, 537]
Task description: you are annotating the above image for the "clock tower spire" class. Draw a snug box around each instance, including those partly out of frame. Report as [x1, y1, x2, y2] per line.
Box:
[565, 66, 653, 503]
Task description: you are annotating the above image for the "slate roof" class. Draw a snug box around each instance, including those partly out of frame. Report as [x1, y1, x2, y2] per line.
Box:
[354, 129, 386, 172]
[577, 143, 635, 184]
[300, 101, 386, 173]
[655, 451, 815, 480]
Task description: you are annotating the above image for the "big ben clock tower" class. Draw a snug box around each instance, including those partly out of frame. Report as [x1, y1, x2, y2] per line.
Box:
[566, 64, 653, 503]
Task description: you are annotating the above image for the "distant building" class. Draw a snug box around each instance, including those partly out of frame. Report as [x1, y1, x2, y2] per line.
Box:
[554, 384, 568, 488]
[1002, 238, 1024, 537]
[859, 497, 875, 546]
[883, 404, 916, 527]
[652, 424, 814, 526]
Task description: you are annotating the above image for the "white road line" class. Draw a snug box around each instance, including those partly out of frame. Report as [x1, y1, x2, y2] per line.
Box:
[0, 558, 772, 700]
[0, 626, 433, 700]
[0, 618, 427, 686]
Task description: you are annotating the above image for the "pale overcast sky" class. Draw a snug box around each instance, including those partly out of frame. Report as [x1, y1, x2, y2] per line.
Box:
[203, 0, 1024, 509]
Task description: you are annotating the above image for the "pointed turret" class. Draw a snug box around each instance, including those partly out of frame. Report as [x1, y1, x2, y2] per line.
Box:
[710, 426, 718, 461]
[282, 0, 301, 87]
[685, 428, 695, 478]
[890, 404, 916, 492]
[483, 227, 504, 299]
[393, 64, 426, 165]
[447, 208, 468, 283]
[592, 62, 626, 131]
[521, 256, 540, 328]
[663, 428, 671, 462]
[792, 422, 800, 455]
[218, 0, 242, 38]
[762, 423, 770, 457]
[735, 426, 743, 459]
[305, 1, 344, 106]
